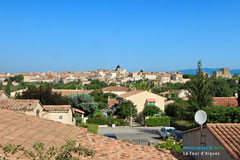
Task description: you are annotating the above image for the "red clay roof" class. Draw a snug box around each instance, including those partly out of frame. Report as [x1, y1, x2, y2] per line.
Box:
[0, 99, 40, 110]
[0, 108, 180, 159]
[102, 86, 129, 92]
[107, 99, 119, 107]
[42, 105, 70, 112]
[118, 90, 145, 98]
[52, 89, 93, 96]
[147, 98, 156, 102]
[207, 123, 240, 160]
[73, 108, 85, 114]
[213, 97, 238, 107]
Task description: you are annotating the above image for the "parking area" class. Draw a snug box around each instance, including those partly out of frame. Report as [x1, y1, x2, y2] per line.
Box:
[98, 126, 163, 145]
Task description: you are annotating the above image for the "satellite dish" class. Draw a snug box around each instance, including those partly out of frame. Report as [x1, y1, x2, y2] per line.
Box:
[194, 110, 207, 125]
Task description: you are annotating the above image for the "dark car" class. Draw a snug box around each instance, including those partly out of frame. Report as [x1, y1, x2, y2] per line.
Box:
[171, 129, 182, 142]
[104, 134, 117, 139]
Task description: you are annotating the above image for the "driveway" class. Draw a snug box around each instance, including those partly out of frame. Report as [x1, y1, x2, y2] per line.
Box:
[98, 126, 162, 145]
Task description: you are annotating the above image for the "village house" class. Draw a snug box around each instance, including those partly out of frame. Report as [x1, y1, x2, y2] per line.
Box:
[183, 123, 240, 160]
[117, 90, 166, 113]
[42, 105, 76, 125]
[102, 86, 129, 96]
[0, 99, 44, 117]
[0, 108, 181, 159]
[0, 95, 80, 125]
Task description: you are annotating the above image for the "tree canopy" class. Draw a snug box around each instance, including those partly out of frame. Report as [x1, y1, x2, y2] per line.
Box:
[185, 60, 213, 116]
[142, 105, 161, 116]
[68, 93, 98, 116]
[115, 100, 137, 119]
[15, 85, 69, 105]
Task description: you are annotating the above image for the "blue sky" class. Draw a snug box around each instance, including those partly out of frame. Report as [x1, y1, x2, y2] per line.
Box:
[0, 0, 240, 73]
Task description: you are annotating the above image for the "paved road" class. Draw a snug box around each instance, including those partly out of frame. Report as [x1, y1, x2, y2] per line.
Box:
[98, 126, 162, 145]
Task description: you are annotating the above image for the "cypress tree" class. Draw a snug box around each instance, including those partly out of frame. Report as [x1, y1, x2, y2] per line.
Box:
[238, 77, 240, 107]
[5, 80, 11, 96]
[185, 60, 212, 113]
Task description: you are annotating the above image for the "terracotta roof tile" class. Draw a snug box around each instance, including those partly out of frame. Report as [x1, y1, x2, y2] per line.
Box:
[42, 105, 70, 111]
[146, 98, 156, 102]
[207, 123, 240, 160]
[52, 89, 93, 96]
[107, 99, 119, 107]
[213, 97, 238, 107]
[118, 90, 145, 98]
[0, 109, 181, 159]
[102, 86, 129, 92]
[0, 99, 40, 110]
[73, 108, 85, 114]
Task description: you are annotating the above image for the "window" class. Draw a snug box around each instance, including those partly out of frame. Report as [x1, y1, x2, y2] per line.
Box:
[148, 102, 155, 106]
[36, 109, 40, 117]
[59, 115, 63, 119]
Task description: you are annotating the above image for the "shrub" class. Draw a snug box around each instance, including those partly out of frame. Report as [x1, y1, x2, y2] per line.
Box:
[143, 105, 161, 116]
[145, 116, 170, 127]
[0, 140, 94, 159]
[87, 124, 98, 134]
[203, 106, 240, 123]
[78, 123, 88, 128]
[170, 119, 197, 131]
[87, 117, 108, 125]
[155, 136, 182, 153]
[93, 110, 106, 119]
[112, 118, 128, 126]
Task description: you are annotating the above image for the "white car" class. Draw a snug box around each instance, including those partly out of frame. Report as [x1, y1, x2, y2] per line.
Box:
[159, 127, 175, 139]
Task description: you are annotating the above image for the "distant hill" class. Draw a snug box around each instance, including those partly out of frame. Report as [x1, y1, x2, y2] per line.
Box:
[178, 68, 240, 75]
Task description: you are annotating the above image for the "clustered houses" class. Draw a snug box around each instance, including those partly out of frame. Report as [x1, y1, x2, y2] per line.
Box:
[0, 65, 190, 85]
[0, 90, 84, 125]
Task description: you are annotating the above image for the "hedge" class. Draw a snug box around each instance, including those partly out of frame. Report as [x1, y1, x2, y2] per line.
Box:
[170, 119, 197, 131]
[145, 116, 170, 127]
[87, 117, 108, 125]
[87, 124, 98, 134]
[203, 106, 240, 123]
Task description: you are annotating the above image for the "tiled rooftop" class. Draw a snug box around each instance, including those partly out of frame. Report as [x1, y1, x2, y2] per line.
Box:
[0, 99, 39, 110]
[52, 89, 93, 96]
[207, 123, 240, 160]
[118, 90, 144, 98]
[42, 105, 71, 111]
[102, 86, 129, 92]
[107, 99, 119, 107]
[0, 108, 183, 159]
[213, 97, 238, 107]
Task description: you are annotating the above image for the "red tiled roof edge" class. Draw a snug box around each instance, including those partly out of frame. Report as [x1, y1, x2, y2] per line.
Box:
[207, 123, 240, 160]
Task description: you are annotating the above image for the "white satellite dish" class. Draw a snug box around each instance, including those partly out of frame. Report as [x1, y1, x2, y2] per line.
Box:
[194, 110, 207, 125]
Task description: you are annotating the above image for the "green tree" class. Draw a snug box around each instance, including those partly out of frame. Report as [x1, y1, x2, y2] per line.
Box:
[5, 80, 11, 96]
[115, 100, 137, 118]
[9, 75, 24, 83]
[209, 78, 233, 97]
[143, 105, 160, 116]
[0, 82, 2, 90]
[238, 77, 240, 107]
[185, 60, 212, 113]
[90, 90, 116, 110]
[68, 94, 97, 116]
[15, 85, 69, 105]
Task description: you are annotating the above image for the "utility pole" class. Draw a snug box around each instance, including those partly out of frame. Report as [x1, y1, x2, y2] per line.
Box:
[130, 106, 133, 128]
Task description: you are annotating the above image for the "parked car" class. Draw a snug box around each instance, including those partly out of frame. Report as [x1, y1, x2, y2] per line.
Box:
[159, 127, 175, 139]
[104, 134, 117, 139]
[171, 129, 182, 142]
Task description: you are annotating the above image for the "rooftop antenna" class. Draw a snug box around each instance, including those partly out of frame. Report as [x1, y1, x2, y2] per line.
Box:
[194, 110, 207, 145]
